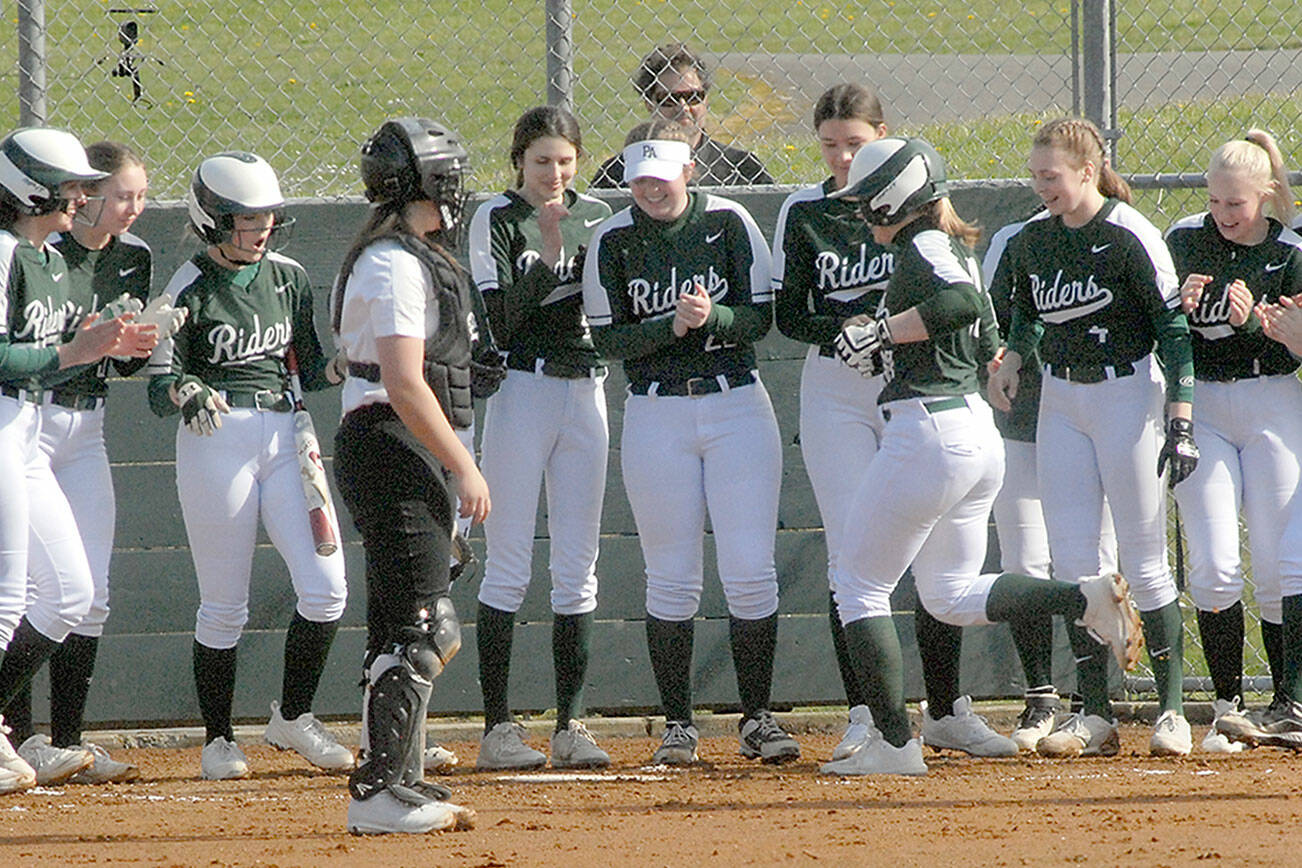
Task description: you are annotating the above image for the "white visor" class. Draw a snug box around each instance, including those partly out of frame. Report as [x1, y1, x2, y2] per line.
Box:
[623, 139, 692, 183]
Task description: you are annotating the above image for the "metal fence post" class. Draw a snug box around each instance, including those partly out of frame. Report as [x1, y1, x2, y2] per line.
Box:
[17, 0, 48, 126]
[545, 0, 574, 113]
[1080, 0, 1116, 164]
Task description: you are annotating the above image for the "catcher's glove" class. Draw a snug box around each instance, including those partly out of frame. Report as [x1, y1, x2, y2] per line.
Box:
[834, 315, 893, 378]
[1158, 417, 1198, 487]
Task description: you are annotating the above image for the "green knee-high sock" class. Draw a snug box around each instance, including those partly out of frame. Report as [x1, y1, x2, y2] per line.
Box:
[192, 640, 238, 744]
[914, 605, 960, 717]
[1008, 615, 1054, 689]
[1261, 618, 1285, 702]
[646, 616, 694, 724]
[729, 614, 777, 720]
[842, 616, 910, 747]
[477, 602, 516, 733]
[1195, 603, 1243, 703]
[553, 612, 592, 730]
[5, 675, 33, 745]
[0, 618, 60, 718]
[50, 633, 100, 747]
[1066, 622, 1112, 719]
[984, 572, 1083, 691]
[1280, 595, 1302, 703]
[1141, 602, 1184, 714]
[280, 613, 339, 721]
[829, 592, 869, 707]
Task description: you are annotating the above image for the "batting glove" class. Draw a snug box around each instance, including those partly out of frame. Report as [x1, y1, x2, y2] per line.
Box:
[834, 316, 893, 378]
[97, 292, 144, 320]
[135, 295, 188, 340]
[175, 375, 230, 436]
[1157, 417, 1198, 487]
[324, 348, 348, 385]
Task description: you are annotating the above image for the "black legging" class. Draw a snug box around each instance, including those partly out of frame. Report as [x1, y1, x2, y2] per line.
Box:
[333, 402, 455, 654]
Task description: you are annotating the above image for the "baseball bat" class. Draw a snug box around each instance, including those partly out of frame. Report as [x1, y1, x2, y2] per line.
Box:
[284, 346, 339, 557]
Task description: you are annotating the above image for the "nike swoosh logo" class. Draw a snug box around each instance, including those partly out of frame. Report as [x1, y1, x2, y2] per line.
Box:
[706, 230, 724, 243]
[119, 266, 138, 277]
[275, 283, 290, 293]
[52, 272, 64, 281]
[1266, 261, 1289, 272]
[1090, 243, 1111, 253]
[584, 218, 603, 227]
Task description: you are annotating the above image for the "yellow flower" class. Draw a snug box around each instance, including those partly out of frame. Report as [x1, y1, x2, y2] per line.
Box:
[289, 78, 298, 85]
[184, 90, 194, 97]
[927, 11, 936, 17]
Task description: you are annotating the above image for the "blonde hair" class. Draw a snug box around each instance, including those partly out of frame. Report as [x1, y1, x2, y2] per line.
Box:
[921, 197, 980, 249]
[1208, 129, 1294, 223]
[624, 119, 693, 148]
[1032, 117, 1131, 204]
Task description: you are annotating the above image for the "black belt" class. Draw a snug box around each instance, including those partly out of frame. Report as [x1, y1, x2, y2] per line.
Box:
[882, 395, 968, 422]
[221, 390, 292, 412]
[0, 384, 105, 411]
[507, 356, 606, 379]
[628, 369, 757, 397]
[1045, 361, 1135, 383]
[818, 343, 837, 358]
[348, 361, 381, 382]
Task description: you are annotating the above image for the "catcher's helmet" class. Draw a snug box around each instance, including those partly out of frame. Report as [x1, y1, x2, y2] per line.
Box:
[186, 151, 288, 246]
[830, 136, 949, 225]
[0, 127, 107, 216]
[360, 117, 470, 234]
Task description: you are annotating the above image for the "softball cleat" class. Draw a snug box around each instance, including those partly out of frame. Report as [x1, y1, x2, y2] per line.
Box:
[1076, 572, 1144, 671]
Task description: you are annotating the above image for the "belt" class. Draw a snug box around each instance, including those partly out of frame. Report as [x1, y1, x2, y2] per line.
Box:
[0, 384, 105, 411]
[882, 395, 969, 422]
[510, 356, 607, 379]
[818, 343, 837, 358]
[221, 389, 293, 412]
[628, 369, 757, 397]
[1045, 361, 1135, 383]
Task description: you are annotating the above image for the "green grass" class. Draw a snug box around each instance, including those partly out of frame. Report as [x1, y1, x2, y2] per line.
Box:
[19, 1, 1294, 202]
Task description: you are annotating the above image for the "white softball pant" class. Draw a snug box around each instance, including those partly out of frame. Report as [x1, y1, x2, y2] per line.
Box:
[1181, 375, 1302, 620]
[0, 395, 92, 647]
[797, 346, 886, 593]
[621, 379, 781, 622]
[833, 393, 1006, 627]
[478, 369, 608, 615]
[1036, 354, 1177, 612]
[36, 404, 114, 637]
[993, 438, 1118, 579]
[176, 408, 347, 649]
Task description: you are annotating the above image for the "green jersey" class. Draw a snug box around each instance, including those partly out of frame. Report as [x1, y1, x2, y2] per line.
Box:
[772, 178, 892, 346]
[877, 219, 997, 404]
[582, 191, 772, 389]
[467, 188, 611, 371]
[0, 230, 73, 387]
[45, 230, 153, 396]
[146, 250, 329, 415]
[1006, 199, 1194, 404]
[983, 217, 1043, 442]
[1165, 213, 1302, 381]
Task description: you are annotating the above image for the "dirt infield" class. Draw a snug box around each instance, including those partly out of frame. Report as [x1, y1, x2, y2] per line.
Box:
[2, 723, 1299, 867]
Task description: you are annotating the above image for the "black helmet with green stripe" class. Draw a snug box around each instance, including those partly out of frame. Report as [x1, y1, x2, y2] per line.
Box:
[830, 136, 949, 225]
[0, 127, 106, 216]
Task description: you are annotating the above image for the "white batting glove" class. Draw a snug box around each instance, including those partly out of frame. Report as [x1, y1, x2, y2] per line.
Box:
[324, 348, 348, 385]
[834, 316, 893, 378]
[175, 375, 230, 436]
[136, 295, 188, 340]
[97, 292, 144, 320]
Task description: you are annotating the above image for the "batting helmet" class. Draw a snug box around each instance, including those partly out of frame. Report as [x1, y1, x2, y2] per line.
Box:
[186, 151, 289, 247]
[830, 136, 949, 225]
[0, 127, 107, 216]
[360, 117, 470, 236]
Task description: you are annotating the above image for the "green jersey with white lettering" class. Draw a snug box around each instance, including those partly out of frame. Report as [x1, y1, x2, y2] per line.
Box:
[772, 178, 892, 346]
[145, 250, 329, 415]
[467, 188, 611, 370]
[1165, 213, 1302, 381]
[984, 216, 1043, 442]
[582, 191, 772, 388]
[0, 230, 74, 387]
[877, 219, 997, 404]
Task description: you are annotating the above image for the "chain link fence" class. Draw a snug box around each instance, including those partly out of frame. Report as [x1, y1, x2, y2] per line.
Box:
[10, 0, 1295, 704]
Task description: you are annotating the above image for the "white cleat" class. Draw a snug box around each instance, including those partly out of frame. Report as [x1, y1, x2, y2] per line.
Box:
[264, 701, 355, 771]
[1149, 710, 1192, 757]
[820, 735, 927, 776]
[1010, 691, 1061, 752]
[68, 742, 140, 784]
[476, 721, 546, 770]
[0, 718, 36, 794]
[831, 705, 875, 761]
[1077, 572, 1144, 671]
[201, 736, 250, 780]
[17, 734, 93, 785]
[347, 786, 476, 835]
[1036, 712, 1120, 758]
[424, 742, 460, 773]
[920, 696, 1018, 757]
[550, 720, 611, 769]
[1202, 698, 1246, 754]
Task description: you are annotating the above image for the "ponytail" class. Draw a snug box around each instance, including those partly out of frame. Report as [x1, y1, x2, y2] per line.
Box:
[1209, 129, 1294, 223]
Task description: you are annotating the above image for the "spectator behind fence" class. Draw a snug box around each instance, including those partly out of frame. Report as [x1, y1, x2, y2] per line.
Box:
[591, 43, 773, 188]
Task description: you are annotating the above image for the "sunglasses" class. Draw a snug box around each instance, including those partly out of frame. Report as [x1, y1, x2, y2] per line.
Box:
[654, 88, 708, 107]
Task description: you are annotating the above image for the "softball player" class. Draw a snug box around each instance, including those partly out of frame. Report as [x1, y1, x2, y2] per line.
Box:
[468, 106, 612, 770]
[582, 120, 800, 765]
[2, 142, 171, 785]
[145, 151, 351, 781]
[332, 117, 483, 835]
[983, 215, 1120, 751]
[1163, 130, 1302, 752]
[988, 117, 1197, 757]
[774, 84, 1012, 760]
[819, 136, 1142, 777]
[0, 127, 155, 794]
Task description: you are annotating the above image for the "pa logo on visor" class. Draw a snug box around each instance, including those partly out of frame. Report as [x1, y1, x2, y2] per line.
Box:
[642, 144, 659, 159]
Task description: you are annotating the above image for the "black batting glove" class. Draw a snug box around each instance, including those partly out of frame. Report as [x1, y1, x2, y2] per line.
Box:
[1158, 417, 1198, 488]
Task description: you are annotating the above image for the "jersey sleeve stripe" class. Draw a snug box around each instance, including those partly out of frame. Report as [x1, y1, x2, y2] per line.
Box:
[770, 184, 824, 294]
[1107, 203, 1180, 303]
[581, 208, 633, 327]
[467, 193, 511, 293]
[704, 194, 772, 303]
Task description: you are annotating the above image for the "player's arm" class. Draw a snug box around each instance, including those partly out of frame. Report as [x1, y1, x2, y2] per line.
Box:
[1133, 237, 1194, 412]
[289, 272, 332, 391]
[773, 196, 842, 345]
[582, 224, 677, 360]
[701, 209, 773, 344]
[111, 248, 155, 377]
